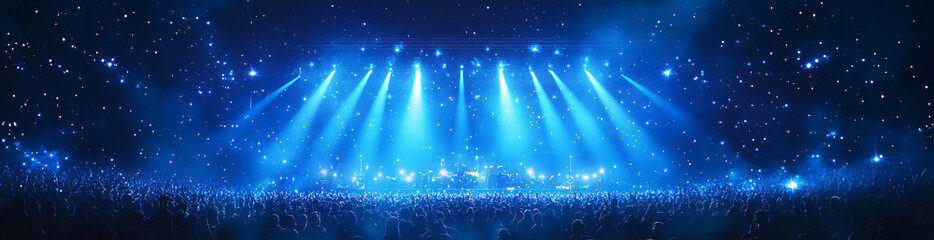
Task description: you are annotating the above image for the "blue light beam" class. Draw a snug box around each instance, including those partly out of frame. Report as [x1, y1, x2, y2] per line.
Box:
[530, 71, 573, 170]
[497, 68, 530, 161]
[455, 70, 470, 161]
[548, 70, 619, 170]
[585, 70, 670, 171]
[261, 71, 336, 168]
[234, 75, 301, 126]
[392, 68, 435, 170]
[354, 71, 393, 173]
[310, 70, 373, 160]
[617, 72, 688, 122]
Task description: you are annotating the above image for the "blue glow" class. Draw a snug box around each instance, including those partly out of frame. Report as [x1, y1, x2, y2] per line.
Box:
[455, 70, 469, 165]
[309, 70, 373, 163]
[786, 180, 799, 190]
[585, 70, 671, 173]
[549, 70, 619, 170]
[615, 72, 688, 122]
[392, 67, 434, 172]
[805, 63, 812, 69]
[249, 69, 257, 76]
[530, 71, 572, 171]
[497, 68, 530, 161]
[662, 69, 671, 77]
[353, 71, 392, 174]
[259, 71, 335, 176]
[233, 75, 300, 124]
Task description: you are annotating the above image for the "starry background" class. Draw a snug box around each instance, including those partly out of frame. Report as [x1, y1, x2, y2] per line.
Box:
[0, 0, 931, 184]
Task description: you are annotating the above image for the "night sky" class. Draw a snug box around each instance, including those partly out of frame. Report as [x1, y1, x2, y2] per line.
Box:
[1, 0, 931, 184]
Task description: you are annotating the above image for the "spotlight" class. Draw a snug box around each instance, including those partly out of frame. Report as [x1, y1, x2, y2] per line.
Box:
[599, 168, 605, 174]
[440, 169, 448, 176]
[249, 69, 257, 76]
[404, 175, 414, 182]
[662, 69, 671, 77]
[786, 180, 799, 190]
[526, 168, 534, 176]
[530, 45, 540, 52]
[873, 155, 882, 162]
[399, 169, 405, 175]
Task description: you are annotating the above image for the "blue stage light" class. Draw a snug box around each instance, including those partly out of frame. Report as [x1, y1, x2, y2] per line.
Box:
[496, 68, 531, 162]
[549, 70, 619, 170]
[259, 71, 335, 177]
[309, 70, 373, 167]
[354, 71, 392, 174]
[454, 69, 469, 169]
[530, 71, 572, 171]
[786, 180, 799, 190]
[392, 66, 435, 172]
[613, 72, 688, 122]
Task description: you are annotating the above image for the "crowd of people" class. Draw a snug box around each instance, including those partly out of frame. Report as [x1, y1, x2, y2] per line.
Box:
[1, 164, 931, 239]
